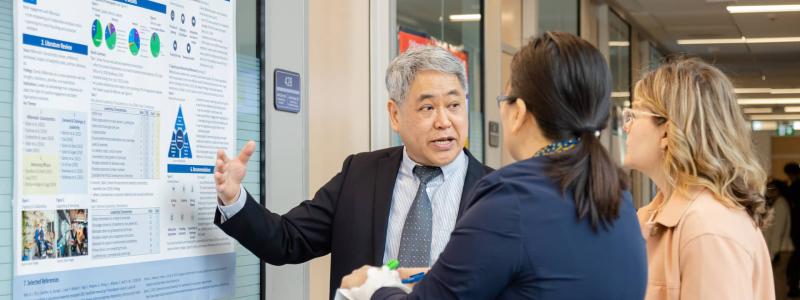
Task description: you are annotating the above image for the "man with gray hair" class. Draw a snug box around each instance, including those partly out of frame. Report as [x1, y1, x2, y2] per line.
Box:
[212, 46, 492, 299]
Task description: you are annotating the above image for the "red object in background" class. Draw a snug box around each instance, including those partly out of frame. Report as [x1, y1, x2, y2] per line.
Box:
[398, 30, 469, 78]
[398, 30, 435, 53]
[448, 48, 469, 78]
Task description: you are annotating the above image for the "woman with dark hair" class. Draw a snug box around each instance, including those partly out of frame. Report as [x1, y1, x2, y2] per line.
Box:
[337, 31, 647, 299]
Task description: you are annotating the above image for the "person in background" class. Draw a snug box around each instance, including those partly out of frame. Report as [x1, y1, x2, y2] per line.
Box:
[763, 179, 794, 299]
[625, 57, 774, 299]
[34, 222, 45, 259]
[22, 244, 31, 262]
[32, 222, 42, 258]
[44, 230, 54, 258]
[338, 31, 648, 300]
[76, 224, 87, 255]
[68, 222, 78, 256]
[56, 225, 66, 257]
[784, 163, 800, 297]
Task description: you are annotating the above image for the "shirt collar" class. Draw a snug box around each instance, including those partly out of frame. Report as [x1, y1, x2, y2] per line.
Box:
[644, 189, 701, 228]
[401, 147, 466, 182]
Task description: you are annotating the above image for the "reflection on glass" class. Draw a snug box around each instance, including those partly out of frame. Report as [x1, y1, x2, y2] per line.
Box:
[233, 1, 263, 298]
[609, 10, 630, 107]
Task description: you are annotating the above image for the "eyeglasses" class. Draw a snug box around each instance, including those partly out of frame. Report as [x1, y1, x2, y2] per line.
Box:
[621, 108, 664, 125]
[496, 94, 518, 107]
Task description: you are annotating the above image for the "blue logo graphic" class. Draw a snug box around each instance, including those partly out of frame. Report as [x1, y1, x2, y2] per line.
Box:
[168, 106, 192, 158]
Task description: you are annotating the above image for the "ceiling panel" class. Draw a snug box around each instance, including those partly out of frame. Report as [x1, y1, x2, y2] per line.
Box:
[611, 0, 800, 95]
[746, 42, 800, 54]
[678, 43, 751, 54]
[665, 25, 742, 38]
[654, 11, 733, 27]
[635, 0, 728, 12]
[732, 12, 800, 37]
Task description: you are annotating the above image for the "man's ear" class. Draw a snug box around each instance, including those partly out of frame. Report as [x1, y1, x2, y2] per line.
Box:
[387, 100, 400, 132]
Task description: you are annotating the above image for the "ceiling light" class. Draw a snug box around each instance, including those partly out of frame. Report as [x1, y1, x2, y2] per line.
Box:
[743, 107, 773, 114]
[609, 41, 630, 47]
[611, 91, 630, 98]
[736, 88, 800, 94]
[738, 98, 800, 105]
[785, 106, 800, 113]
[727, 5, 800, 14]
[735, 88, 772, 94]
[677, 37, 746, 45]
[749, 114, 800, 121]
[677, 36, 800, 45]
[747, 37, 800, 43]
[449, 14, 481, 22]
[752, 121, 777, 131]
[771, 89, 800, 94]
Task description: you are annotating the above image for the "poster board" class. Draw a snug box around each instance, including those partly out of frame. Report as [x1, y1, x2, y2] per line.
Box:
[12, 0, 237, 298]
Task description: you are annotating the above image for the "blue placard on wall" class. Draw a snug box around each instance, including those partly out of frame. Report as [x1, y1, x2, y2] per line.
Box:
[274, 69, 301, 113]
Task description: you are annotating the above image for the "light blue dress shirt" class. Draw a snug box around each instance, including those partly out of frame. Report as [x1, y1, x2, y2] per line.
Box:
[382, 148, 467, 266]
[217, 184, 246, 222]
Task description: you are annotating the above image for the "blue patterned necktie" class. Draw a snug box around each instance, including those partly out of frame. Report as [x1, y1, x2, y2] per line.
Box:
[397, 165, 442, 267]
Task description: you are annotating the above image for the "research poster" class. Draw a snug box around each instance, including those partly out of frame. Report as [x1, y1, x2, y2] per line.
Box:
[12, 0, 237, 299]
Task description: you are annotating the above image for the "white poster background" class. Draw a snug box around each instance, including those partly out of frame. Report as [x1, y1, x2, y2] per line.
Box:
[13, 0, 236, 278]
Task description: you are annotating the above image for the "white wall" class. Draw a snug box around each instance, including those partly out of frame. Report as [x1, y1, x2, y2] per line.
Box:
[262, 0, 310, 298]
[483, 0, 503, 169]
[307, 0, 371, 299]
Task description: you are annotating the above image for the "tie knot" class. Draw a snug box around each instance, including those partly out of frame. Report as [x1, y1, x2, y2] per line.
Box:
[413, 165, 442, 184]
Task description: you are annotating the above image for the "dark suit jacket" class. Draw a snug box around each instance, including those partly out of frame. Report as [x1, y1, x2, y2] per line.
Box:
[214, 146, 492, 299]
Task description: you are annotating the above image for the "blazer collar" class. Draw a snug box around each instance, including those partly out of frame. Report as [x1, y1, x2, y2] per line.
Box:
[372, 147, 403, 265]
[645, 189, 702, 228]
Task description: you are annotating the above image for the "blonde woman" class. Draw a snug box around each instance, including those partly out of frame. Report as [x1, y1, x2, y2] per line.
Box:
[623, 58, 774, 299]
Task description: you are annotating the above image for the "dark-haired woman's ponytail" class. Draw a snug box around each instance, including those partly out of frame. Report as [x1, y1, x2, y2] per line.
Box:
[547, 128, 629, 231]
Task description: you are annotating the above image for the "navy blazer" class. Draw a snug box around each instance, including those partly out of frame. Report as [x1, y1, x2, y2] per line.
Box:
[213, 146, 493, 299]
[374, 155, 648, 299]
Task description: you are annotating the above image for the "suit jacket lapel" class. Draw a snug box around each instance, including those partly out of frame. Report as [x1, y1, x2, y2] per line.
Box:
[458, 149, 488, 219]
[372, 147, 403, 265]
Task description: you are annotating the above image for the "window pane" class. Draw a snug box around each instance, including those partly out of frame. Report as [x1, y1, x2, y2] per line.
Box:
[0, 0, 12, 296]
[232, 0, 262, 298]
[609, 10, 630, 106]
[537, 0, 579, 35]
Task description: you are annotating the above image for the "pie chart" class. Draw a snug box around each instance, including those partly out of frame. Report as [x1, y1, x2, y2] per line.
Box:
[91, 19, 102, 47]
[150, 32, 160, 58]
[105, 23, 116, 50]
[129, 28, 140, 56]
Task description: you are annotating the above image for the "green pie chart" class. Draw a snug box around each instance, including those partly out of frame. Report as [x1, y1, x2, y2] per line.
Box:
[129, 28, 140, 56]
[105, 23, 116, 50]
[150, 32, 160, 58]
[91, 19, 102, 47]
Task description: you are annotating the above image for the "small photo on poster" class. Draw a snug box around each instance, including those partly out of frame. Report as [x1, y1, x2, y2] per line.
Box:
[21, 210, 58, 261]
[56, 209, 88, 258]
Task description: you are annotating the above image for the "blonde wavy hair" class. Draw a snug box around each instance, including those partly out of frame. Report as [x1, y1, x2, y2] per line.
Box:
[634, 58, 768, 227]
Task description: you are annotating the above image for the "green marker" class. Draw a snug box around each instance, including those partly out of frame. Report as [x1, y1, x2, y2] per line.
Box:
[385, 259, 400, 270]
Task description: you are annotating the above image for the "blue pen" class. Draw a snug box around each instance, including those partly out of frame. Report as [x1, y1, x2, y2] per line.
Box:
[401, 272, 425, 284]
